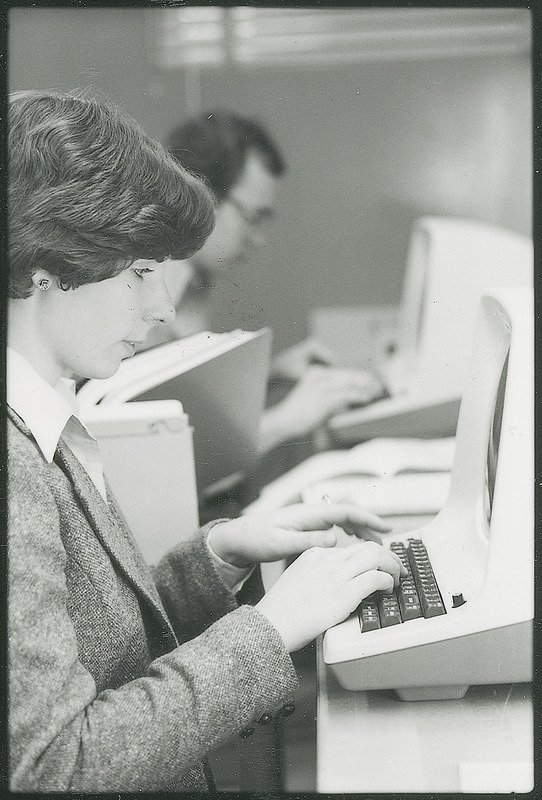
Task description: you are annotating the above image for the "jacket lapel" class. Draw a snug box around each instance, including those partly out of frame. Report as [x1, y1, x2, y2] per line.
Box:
[54, 438, 176, 639]
[8, 406, 177, 646]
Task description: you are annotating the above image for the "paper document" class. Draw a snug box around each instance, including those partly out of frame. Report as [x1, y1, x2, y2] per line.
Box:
[244, 436, 454, 514]
[302, 471, 451, 516]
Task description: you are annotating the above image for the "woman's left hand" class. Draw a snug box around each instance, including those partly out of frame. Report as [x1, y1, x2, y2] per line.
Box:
[207, 502, 391, 568]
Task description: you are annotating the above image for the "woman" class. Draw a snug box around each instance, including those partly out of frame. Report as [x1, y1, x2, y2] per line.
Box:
[7, 89, 404, 792]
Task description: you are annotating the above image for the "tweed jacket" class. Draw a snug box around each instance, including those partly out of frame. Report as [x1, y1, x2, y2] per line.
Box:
[8, 407, 297, 792]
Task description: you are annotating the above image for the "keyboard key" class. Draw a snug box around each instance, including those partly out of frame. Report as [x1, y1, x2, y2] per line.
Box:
[358, 538, 446, 632]
[378, 594, 402, 627]
[398, 591, 423, 621]
[420, 596, 446, 618]
[359, 599, 381, 631]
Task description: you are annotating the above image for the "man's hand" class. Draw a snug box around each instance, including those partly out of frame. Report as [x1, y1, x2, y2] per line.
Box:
[259, 365, 386, 453]
[271, 337, 337, 382]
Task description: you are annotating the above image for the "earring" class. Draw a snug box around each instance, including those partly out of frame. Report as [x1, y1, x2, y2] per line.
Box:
[38, 278, 50, 291]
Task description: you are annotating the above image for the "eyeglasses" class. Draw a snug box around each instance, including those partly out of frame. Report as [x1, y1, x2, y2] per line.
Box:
[226, 194, 275, 228]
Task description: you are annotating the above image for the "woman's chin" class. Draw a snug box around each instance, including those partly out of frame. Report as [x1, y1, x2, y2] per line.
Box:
[84, 358, 123, 382]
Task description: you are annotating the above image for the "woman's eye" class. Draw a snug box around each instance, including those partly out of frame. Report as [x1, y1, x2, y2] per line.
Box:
[133, 267, 154, 279]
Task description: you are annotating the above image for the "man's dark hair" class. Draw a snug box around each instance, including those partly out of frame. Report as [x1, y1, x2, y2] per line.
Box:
[164, 111, 286, 200]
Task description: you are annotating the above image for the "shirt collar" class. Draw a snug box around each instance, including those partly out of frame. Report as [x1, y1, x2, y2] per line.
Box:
[7, 347, 78, 462]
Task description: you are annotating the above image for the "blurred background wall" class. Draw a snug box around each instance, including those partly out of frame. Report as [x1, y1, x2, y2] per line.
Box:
[8, 6, 532, 353]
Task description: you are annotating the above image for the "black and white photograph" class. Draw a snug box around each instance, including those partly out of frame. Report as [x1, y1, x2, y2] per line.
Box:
[5, 3, 535, 795]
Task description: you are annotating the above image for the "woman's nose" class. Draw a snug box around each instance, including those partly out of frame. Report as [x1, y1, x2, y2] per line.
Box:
[144, 284, 176, 325]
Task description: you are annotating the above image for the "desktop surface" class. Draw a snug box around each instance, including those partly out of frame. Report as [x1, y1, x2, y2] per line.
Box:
[316, 639, 533, 793]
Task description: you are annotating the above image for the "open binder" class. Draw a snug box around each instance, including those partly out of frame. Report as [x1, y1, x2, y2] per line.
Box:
[78, 328, 272, 498]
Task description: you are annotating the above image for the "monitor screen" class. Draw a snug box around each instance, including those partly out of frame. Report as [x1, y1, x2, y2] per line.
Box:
[484, 350, 509, 530]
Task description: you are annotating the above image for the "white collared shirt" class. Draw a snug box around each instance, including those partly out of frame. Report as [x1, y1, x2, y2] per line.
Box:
[7, 347, 108, 499]
[7, 347, 251, 591]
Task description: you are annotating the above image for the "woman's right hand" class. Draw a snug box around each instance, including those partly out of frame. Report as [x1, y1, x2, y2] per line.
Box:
[255, 541, 405, 652]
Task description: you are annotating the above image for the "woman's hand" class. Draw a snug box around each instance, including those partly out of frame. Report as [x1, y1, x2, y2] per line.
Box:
[256, 541, 405, 652]
[208, 502, 392, 568]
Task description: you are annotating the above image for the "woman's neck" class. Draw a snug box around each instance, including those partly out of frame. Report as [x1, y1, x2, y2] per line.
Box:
[8, 299, 62, 387]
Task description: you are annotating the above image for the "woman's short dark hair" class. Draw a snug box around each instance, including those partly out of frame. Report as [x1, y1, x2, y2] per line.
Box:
[9, 89, 216, 299]
[164, 111, 286, 200]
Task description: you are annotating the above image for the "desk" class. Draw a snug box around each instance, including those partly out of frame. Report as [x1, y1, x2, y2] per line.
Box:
[316, 641, 533, 793]
[315, 506, 533, 793]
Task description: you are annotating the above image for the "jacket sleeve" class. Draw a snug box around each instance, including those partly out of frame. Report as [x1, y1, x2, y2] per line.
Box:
[8, 444, 298, 793]
[152, 519, 247, 643]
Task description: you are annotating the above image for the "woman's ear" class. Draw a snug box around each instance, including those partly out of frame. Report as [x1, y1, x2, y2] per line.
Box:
[31, 271, 54, 292]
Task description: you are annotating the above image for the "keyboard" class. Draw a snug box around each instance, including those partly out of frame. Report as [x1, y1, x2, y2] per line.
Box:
[359, 538, 446, 632]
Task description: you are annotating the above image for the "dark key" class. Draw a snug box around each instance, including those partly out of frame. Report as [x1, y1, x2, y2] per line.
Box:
[359, 599, 381, 632]
[378, 594, 402, 626]
[397, 588, 423, 621]
[420, 596, 446, 618]
[406, 538, 446, 618]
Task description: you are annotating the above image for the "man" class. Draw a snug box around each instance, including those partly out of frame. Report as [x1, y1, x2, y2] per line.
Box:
[147, 111, 384, 456]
